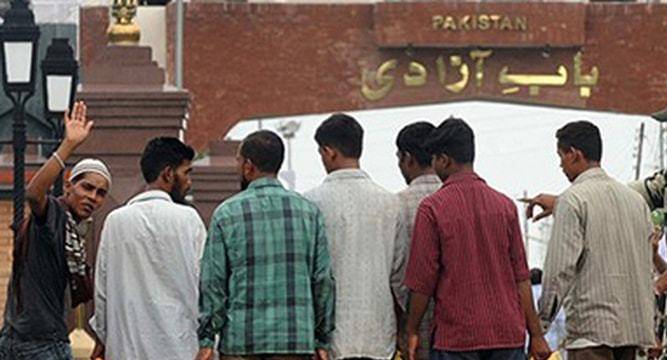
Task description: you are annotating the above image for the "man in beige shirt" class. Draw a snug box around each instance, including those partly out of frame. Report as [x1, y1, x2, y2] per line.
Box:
[394, 121, 442, 359]
[524, 121, 654, 360]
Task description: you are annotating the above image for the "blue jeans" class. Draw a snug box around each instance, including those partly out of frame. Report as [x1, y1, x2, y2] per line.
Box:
[0, 329, 73, 360]
[430, 347, 526, 360]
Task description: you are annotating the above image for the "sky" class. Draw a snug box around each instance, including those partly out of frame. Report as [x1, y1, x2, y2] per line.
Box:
[227, 100, 662, 267]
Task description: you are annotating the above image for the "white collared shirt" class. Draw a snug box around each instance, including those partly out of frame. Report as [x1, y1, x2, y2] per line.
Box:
[90, 190, 207, 360]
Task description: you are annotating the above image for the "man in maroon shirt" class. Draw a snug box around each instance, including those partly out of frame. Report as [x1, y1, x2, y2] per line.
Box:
[403, 118, 551, 360]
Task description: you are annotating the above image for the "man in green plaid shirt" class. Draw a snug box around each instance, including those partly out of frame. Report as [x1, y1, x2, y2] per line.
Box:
[196, 130, 335, 360]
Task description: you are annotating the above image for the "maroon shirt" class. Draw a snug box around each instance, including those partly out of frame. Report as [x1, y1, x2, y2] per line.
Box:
[404, 172, 530, 352]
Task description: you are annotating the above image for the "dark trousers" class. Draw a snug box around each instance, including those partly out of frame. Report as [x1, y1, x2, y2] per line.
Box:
[568, 346, 637, 360]
[0, 328, 72, 360]
[430, 347, 525, 360]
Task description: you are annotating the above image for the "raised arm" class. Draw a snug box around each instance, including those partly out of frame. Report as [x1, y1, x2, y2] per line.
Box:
[26, 101, 93, 218]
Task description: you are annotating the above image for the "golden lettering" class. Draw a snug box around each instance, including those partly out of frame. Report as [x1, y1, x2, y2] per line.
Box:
[446, 55, 470, 93]
[470, 49, 493, 87]
[489, 14, 501, 30]
[514, 17, 528, 31]
[499, 65, 568, 96]
[478, 15, 490, 30]
[499, 16, 513, 31]
[432, 15, 444, 30]
[431, 14, 528, 32]
[443, 16, 457, 31]
[573, 51, 599, 98]
[360, 59, 398, 101]
[404, 61, 428, 87]
[436, 55, 447, 86]
[459, 15, 471, 31]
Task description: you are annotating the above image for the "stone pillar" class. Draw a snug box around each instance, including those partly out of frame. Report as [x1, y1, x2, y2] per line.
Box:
[71, 44, 189, 350]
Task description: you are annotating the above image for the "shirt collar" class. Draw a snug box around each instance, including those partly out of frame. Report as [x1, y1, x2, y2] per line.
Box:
[323, 168, 370, 183]
[247, 177, 284, 190]
[409, 174, 442, 187]
[572, 167, 607, 185]
[128, 190, 173, 205]
[442, 171, 484, 187]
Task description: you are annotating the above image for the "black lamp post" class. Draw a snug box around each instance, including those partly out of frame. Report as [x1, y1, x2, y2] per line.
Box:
[0, 0, 39, 237]
[41, 38, 78, 195]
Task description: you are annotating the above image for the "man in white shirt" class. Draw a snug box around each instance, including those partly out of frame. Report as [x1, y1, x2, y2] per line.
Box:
[90, 137, 207, 360]
[304, 113, 406, 360]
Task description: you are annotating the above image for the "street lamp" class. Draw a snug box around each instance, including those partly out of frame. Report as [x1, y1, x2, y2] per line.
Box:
[276, 120, 300, 190]
[41, 38, 78, 195]
[42, 38, 77, 121]
[0, 0, 40, 236]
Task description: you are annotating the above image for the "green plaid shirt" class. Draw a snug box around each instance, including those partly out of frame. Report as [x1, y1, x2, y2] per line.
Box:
[198, 177, 335, 355]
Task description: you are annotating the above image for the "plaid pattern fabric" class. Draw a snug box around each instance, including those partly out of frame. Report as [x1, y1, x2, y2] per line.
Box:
[198, 178, 335, 355]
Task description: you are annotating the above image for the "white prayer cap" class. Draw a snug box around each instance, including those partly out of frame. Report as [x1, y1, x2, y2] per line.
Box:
[69, 158, 112, 188]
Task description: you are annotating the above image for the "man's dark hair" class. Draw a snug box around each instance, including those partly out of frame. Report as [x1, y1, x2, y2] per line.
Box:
[396, 122, 436, 168]
[556, 121, 602, 162]
[314, 113, 363, 158]
[530, 268, 543, 285]
[424, 117, 475, 164]
[240, 130, 285, 173]
[140, 137, 195, 183]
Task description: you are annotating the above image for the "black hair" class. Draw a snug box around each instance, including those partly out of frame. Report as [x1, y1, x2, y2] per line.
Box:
[556, 121, 602, 162]
[140, 137, 195, 183]
[240, 130, 285, 173]
[314, 113, 363, 158]
[424, 117, 475, 164]
[396, 122, 436, 168]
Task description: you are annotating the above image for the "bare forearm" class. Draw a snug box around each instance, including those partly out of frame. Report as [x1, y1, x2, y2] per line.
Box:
[406, 291, 430, 335]
[26, 140, 77, 215]
[655, 253, 667, 274]
[518, 280, 543, 337]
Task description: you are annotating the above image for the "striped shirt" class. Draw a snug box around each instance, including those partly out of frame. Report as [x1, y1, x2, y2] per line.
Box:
[539, 168, 655, 349]
[395, 174, 442, 359]
[198, 177, 335, 355]
[404, 171, 530, 351]
[304, 169, 406, 360]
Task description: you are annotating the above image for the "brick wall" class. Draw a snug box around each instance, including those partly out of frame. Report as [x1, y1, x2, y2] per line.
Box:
[82, 2, 667, 151]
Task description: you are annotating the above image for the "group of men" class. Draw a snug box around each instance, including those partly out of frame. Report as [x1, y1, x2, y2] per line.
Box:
[0, 100, 661, 360]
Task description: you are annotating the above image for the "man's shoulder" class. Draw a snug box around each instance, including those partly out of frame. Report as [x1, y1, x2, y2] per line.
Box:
[211, 191, 248, 218]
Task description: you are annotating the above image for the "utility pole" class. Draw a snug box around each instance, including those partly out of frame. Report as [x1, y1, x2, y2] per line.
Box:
[660, 122, 665, 169]
[635, 122, 645, 181]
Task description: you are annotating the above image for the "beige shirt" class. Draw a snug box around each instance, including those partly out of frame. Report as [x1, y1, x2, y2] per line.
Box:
[305, 169, 405, 360]
[395, 174, 442, 359]
[539, 168, 655, 348]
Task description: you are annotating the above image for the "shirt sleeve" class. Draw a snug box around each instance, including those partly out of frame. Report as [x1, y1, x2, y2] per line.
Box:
[403, 202, 441, 297]
[391, 204, 410, 310]
[628, 170, 667, 210]
[508, 203, 530, 283]
[89, 213, 112, 343]
[197, 213, 229, 349]
[311, 210, 335, 350]
[538, 197, 584, 331]
[193, 215, 208, 279]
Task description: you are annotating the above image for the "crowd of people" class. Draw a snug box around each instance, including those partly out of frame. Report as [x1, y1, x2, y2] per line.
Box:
[0, 100, 663, 360]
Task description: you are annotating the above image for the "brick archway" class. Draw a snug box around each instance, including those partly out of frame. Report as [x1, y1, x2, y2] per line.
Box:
[80, 1, 667, 150]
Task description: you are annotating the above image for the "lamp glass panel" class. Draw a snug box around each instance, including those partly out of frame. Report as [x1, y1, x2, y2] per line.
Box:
[3, 42, 33, 83]
[46, 75, 72, 112]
